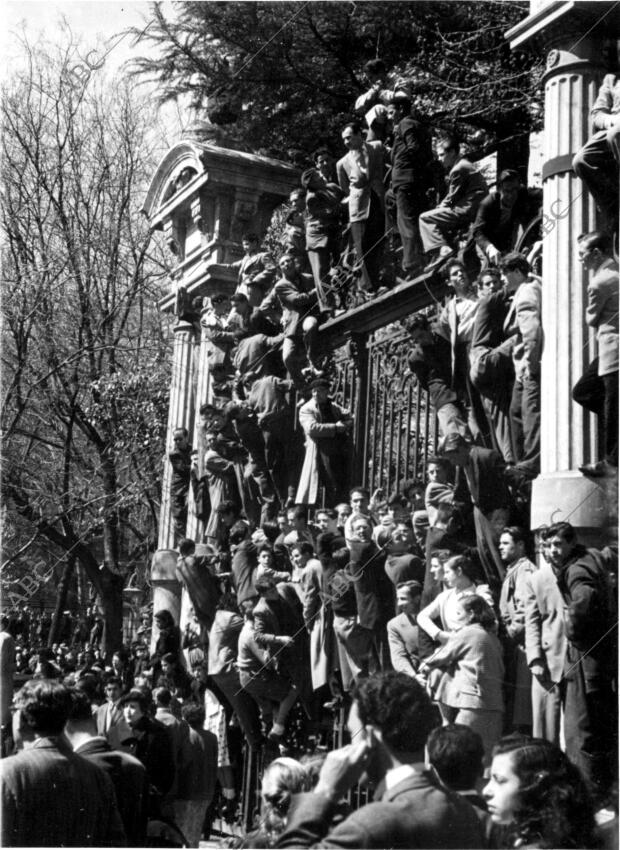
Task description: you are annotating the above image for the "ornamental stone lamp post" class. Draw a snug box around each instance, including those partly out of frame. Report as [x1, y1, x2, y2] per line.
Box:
[506, 1, 618, 546]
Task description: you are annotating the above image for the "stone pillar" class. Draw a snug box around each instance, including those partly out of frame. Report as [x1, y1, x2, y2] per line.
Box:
[185, 323, 213, 543]
[149, 549, 182, 656]
[507, 8, 618, 544]
[157, 319, 197, 550]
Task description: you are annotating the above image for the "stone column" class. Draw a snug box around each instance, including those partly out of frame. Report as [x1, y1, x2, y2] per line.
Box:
[150, 549, 182, 656]
[506, 15, 618, 542]
[185, 324, 213, 543]
[157, 319, 197, 550]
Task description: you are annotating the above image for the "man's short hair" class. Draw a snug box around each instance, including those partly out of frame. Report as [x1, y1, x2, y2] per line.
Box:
[316, 507, 337, 520]
[161, 653, 177, 665]
[242, 233, 259, 243]
[313, 146, 332, 162]
[363, 58, 386, 77]
[426, 455, 450, 470]
[178, 538, 196, 557]
[254, 575, 277, 595]
[342, 121, 363, 136]
[477, 267, 502, 287]
[229, 521, 250, 544]
[501, 526, 528, 548]
[427, 724, 484, 790]
[154, 687, 172, 707]
[67, 687, 95, 723]
[173, 427, 189, 437]
[578, 230, 611, 255]
[396, 580, 423, 599]
[444, 258, 466, 280]
[182, 701, 205, 729]
[15, 680, 72, 735]
[352, 672, 438, 753]
[104, 675, 123, 689]
[500, 251, 530, 275]
[291, 541, 314, 558]
[349, 486, 370, 500]
[542, 521, 577, 544]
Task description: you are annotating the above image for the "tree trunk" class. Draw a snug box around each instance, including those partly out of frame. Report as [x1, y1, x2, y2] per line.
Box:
[98, 569, 125, 658]
[47, 556, 75, 647]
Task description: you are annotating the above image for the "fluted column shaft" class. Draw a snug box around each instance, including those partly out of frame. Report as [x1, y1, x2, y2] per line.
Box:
[531, 37, 615, 538]
[157, 319, 197, 550]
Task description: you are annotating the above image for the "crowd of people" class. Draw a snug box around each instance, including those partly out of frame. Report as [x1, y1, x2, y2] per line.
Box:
[1, 61, 618, 850]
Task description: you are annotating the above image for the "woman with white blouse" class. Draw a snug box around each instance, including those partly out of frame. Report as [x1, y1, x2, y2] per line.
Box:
[417, 554, 495, 645]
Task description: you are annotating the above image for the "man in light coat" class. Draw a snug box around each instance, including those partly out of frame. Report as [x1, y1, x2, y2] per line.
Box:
[523, 536, 566, 745]
[572, 230, 619, 475]
[337, 122, 386, 293]
[387, 581, 422, 676]
[296, 378, 352, 505]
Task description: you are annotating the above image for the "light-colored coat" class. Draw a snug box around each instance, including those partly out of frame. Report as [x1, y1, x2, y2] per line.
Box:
[295, 397, 352, 504]
[524, 561, 567, 683]
[586, 257, 619, 375]
[427, 623, 505, 712]
[337, 141, 386, 222]
[387, 613, 420, 676]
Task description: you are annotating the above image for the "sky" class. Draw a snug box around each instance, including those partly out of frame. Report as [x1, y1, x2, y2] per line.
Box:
[2, 1, 158, 73]
[2, 0, 185, 146]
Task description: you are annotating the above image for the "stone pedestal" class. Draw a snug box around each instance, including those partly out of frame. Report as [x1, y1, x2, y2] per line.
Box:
[507, 3, 619, 538]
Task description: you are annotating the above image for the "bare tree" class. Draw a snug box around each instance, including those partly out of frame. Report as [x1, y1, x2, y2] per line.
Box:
[1, 28, 171, 653]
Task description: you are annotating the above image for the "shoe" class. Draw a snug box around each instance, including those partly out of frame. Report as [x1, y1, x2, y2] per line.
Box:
[579, 460, 616, 477]
[423, 247, 455, 273]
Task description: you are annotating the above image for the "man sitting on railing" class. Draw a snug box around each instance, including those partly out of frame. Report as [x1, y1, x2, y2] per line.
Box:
[418, 136, 488, 273]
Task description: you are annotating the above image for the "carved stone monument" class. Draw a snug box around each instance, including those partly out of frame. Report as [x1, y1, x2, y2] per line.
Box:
[144, 141, 298, 625]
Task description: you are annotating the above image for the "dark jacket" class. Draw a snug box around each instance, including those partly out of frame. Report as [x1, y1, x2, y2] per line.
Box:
[473, 187, 542, 253]
[278, 767, 485, 848]
[273, 275, 319, 338]
[554, 544, 617, 686]
[123, 715, 175, 799]
[391, 116, 434, 190]
[232, 539, 259, 606]
[1, 737, 126, 847]
[74, 737, 148, 847]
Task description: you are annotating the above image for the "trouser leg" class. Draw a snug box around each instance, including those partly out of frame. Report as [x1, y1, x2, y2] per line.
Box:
[531, 675, 562, 745]
[395, 184, 424, 272]
[602, 371, 618, 465]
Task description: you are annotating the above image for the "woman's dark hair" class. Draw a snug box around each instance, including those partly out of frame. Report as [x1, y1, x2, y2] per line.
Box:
[154, 609, 174, 629]
[460, 595, 495, 631]
[444, 554, 477, 582]
[261, 521, 280, 543]
[491, 734, 596, 849]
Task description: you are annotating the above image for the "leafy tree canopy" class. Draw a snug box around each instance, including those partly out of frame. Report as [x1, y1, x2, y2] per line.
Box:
[129, 1, 543, 164]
